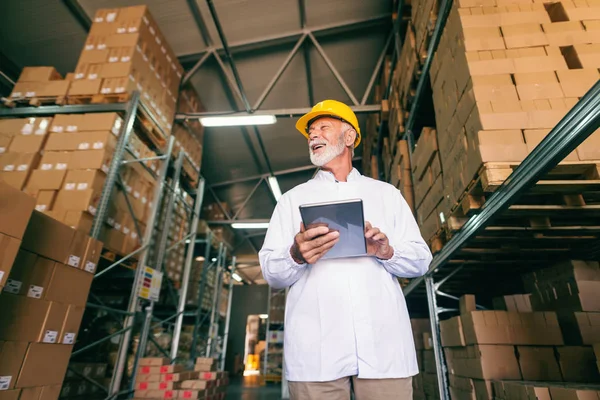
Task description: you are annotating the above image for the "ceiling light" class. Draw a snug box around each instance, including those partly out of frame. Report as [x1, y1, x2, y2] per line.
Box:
[211, 257, 217, 262]
[195, 256, 205, 261]
[185, 239, 191, 243]
[267, 176, 282, 201]
[232, 222, 269, 229]
[232, 273, 243, 282]
[259, 314, 269, 319]
[199, 115, 276, 127]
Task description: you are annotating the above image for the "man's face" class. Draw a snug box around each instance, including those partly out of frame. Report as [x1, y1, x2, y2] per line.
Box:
[307, 118, 349, 167]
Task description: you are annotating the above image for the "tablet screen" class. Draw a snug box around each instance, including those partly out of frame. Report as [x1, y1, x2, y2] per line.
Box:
[299, 199, 367, 260]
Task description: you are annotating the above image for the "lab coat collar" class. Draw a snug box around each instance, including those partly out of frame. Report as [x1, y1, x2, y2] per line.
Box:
[314, 167, 361, 183]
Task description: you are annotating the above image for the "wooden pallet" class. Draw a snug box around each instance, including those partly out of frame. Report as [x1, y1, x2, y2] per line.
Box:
[66, 92, 132, 105]
[2, 95, 67, 107]
[100, 247, 138, 270]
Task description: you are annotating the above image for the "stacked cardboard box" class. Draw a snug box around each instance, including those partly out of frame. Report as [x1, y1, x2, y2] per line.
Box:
[493, 381, 600, 400]
[8, 67, 71, 103]
[69, 6, 183, 134]
[411, 319, 440, 400]
[134, 357, 228, 400]
[0, 182, 36, 293]
[60, 363, 109, 399]
[0, 210, 101, 399]
[422, 0, 600, 236]
[389, 140, 415, 213]
[440, 294, 600, 399]
[175, 84, 205, 183]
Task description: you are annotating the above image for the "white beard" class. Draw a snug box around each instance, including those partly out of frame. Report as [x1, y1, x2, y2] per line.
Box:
[309, 134, 346, 167]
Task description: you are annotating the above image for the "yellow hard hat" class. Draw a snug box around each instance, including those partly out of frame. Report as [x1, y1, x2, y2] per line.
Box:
[295, 100, 361, 148]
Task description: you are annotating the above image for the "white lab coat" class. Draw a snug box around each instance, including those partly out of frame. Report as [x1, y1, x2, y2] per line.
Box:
[258, 168, 433, 382]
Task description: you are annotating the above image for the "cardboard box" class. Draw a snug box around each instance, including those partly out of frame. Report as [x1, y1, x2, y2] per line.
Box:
[62, 210, 94, 233]
[22, 211, 75, 264]
[556, 346, 600, 383]
[38, 151, 71, 170]
[59, 305, 85, 345]
[67, 79, 102, 96]
[81, 113, 123, 134]
[49, 115, 85, 133]
[0, 234, 21, 289]
[3, 249, 54, 298]
[69, 148, 112, 172]
[82, 237, 102, 274]
[440, 316, 467, 347]
[45, 263, 93, 307]
[0, 295, 67, 343]
[139, 358, 171, 366]
[0, 341, 28, 391]
[0, 181, 35, 239]
[8, 134, 46, 153]
[16, 343, 73, 388]
[17, 67, 62, 82]
[26, 170, 67, 192]
[516, 346, 563, 381]
[445, 345, 521, 380]
[54, 189, 102, 215]
[0, 390, 20, 400]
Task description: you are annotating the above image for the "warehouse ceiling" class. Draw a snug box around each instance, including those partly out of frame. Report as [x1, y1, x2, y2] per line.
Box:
[0, 0, 394, 284]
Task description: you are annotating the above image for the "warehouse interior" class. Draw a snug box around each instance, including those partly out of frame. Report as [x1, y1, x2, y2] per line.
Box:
[0, 0, 599, 399]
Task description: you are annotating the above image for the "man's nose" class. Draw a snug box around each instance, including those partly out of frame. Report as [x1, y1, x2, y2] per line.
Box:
[309, 131, 320, 141]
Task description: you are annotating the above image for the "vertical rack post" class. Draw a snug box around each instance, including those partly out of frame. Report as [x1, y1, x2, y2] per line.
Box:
[91, 91, 140, 239]
[425, 275, 450, 400]
[190, 232, 214, 361]
[262, 289, 272, 379]
[108, 135, 175, 396]
[219, 256, 236, 371]
[206, 246, 226, 357]
[171, 177, 206, 360]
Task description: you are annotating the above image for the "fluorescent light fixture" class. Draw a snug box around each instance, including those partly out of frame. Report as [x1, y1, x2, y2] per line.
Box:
[195, 256, 205, 261]
[259, 314, 269, 319]
[267, 176, 282, 201]
[199, 115, 276, 127]
[185, 239, 191, 243]
[211, 257, 217, 262]
[232, 273, 243, 282]
[232, 222, 269, 229]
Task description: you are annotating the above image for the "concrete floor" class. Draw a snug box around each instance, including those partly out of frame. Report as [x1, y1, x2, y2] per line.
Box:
[225, 376, 282, 400]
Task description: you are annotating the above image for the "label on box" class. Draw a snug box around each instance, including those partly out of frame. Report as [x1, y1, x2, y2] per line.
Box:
[35, 204, 47, 212]
[166, 54, 172, 62]
[21, 123, 33, 135]
[133, 191, 140, 199]
[43, 330, 58, 343]
[68, 255, 80, 268]
[161, 46, 166, 54]
[4, 279, 22, 294]
[63, 332, 76, 344]
[122, 55, 131, 62]
[101, 87, 112, 94]
[85, 261, 96, 273]
[123, 226, 130, 235]
[0, 147, 5, 154]
[171, 63, 176, 71]
[107, 12, 116, 22]
[131, 232, 138, 240]
[143, 92, 150, 100]
[56, 163, 67, 170]
[127, 27, 138, 33]
[25, 91, 36, 97]
[67, 125, 78, 132]
[149, 26, 155, 35]
[149, 63, 155, 72]
[142, 53, 148, 62]
[114, 222, 122, 230]
[3, 165, 15, 172]
[76, 183, 88, 190]
[141, 196, 147, 204]
[115, 85, 125, 93]
[88, 73, 98, 79]
[65, 183, 76, 190]
[93, 141, 104, 149]
[0, 376, 12, 390]
[107, 217, 115, 227]
[11, 91, 22, 98]
[98, 43, 106, 50]
[0, 271, 3, 283]
[156, 36, 161, 45]
[109, 55, 119, 62]
[78, 142, 90, 150]
[89, 205, 97, 215]
[28, 285, 44, 299]
[101, 164, 109, 173]
[17, 164, 28, 171]
[41, 163, 52, 170]
[117, 27, 126, 34]
[76, 71, 86, 78]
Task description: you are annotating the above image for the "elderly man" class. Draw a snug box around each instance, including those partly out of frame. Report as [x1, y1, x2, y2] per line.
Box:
[258, 100, 432, 400]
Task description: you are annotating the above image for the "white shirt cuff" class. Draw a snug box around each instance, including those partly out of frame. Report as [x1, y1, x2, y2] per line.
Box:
[286, 245, 307, 269]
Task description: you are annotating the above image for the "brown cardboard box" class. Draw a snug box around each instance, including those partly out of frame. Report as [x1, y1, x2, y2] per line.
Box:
[556, 69, 600, 98]
[0, 234, 21, 289]
[63, 169, 106, 192]
[69, 148, 112, 171]
[0, 341, 28, 390]
[81, 113, 123, 134]
[0, 181, 35, 239]
[0, 295, 67, 343]
[460, 295, 477, 315]
[558, 311, 600, 345]
[45, 263, 93, 307]
[556, 346, 600, 383]
[45, 131, 117, 152]
[16, 343, 73, 388]
[516, 346, 563, 381]
[0, 390, 21, 400]
[54, 189, 102, 215]
[22, 211, 75, 264]
[440, 316, 467, 347]
[49, 115, 85, 133]
[38, 151, 72, 170]
[82, 237, 102, 274]
[62, 210, 94, 233]
[0, 134, 12, 153]
[139, 357, 170, 366]
[17, 67, 62, 82]
[26, 170, 67, 192]
[59, 305, 85, 344]
[67, 79, 102, 96]
[65, 229, 89, 269]
[3, 250, 54, 298]
[445, 345, 521, 380]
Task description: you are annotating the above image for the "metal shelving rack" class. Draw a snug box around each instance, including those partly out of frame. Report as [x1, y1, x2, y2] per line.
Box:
[262, 288, 286, 384]
[374, 0, 600, 398]
[0, 91, 236, 400]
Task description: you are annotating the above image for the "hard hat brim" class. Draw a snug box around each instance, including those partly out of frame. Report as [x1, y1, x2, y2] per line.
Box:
[295, 110, 361, 148]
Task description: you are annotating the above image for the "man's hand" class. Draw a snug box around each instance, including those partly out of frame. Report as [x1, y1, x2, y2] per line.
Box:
[290, 223, 340, 264]
[365, 221, 394, 260]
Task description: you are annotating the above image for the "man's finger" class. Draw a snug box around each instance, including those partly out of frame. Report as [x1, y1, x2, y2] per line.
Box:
[365, 227, 380, 239]
[304, 225, 332, 240]
[305, 237, 339, 262]
[365, 221, 372, 232]
[372, 232, 387, 242]
[300, 222, 306, 233]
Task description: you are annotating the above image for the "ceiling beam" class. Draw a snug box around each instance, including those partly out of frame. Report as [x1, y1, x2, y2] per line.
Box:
[62, 0, 91, 31]
[176, 104, 380, 120]
[178, 14, 391, 63]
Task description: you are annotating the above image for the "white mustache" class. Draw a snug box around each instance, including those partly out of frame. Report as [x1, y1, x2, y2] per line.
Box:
[309, 140, 327, 148]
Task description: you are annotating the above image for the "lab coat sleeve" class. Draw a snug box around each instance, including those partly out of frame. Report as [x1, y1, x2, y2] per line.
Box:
[259, 194, 308, 289]
[378, 188, 433, 278]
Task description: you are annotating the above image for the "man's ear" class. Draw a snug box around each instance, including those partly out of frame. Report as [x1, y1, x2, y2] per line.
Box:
[346, 129, 357, 147]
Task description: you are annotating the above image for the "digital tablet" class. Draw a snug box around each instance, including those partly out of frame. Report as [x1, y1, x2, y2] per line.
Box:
[299, 198, 367, 260]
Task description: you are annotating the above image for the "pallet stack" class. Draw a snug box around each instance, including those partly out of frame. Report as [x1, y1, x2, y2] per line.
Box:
[415, 0, 600, 246]
[411, 318, 440, 400]
[134, 357, 228, 400]
[0, 187, 102, 400]
[440, 276, 600, 400]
